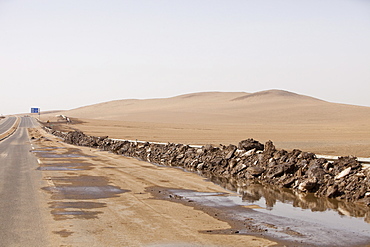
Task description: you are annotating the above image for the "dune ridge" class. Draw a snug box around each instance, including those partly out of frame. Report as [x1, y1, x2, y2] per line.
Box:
[61, 89, 370, 125]
[43, 90, 370, 157]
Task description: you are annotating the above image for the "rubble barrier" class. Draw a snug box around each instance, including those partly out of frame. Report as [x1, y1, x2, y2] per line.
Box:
[42, 126, 370, 206]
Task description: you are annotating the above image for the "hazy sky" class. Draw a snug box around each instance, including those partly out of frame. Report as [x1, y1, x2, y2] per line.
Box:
[1, 0, 370, 115]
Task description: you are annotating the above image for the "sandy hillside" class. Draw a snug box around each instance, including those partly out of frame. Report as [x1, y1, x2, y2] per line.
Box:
[54, 90, 370, 125]
[42, 90, 370, 157]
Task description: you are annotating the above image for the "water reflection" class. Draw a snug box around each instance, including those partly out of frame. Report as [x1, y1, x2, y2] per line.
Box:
[201, 172, 370, 223]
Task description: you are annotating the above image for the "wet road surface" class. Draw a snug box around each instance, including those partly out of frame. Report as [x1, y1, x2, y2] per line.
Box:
[0, 117, 51, 246]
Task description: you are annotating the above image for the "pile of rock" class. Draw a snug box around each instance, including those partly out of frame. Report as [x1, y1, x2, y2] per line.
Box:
[43, 127, 370, 205]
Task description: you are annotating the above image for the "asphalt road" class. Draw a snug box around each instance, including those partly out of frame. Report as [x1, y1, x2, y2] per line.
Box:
[0, 116, 17, 134]
[0, 117, 51, 246]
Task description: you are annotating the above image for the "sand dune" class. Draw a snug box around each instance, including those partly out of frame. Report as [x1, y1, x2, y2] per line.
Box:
[59, 90, 370, 124]
[43, 90, 370, 157]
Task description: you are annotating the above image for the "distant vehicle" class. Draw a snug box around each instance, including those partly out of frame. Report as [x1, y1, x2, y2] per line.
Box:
[24, 115, 29, 117]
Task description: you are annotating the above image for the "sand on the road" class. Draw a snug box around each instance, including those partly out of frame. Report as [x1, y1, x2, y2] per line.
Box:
[28, 127, 276, 247]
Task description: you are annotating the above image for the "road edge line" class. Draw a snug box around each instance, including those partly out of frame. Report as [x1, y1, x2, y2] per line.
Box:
[0, 117, 21, 142]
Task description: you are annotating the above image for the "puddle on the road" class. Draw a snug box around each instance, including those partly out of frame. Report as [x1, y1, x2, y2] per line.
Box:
[44, 185, 127, 200]
[37, 162, 94, 171]
[37, 167, 82, 171]
[43, 176, 128, 220]
[49, 201, 106, 209]
[148, 186, 370, 246]
[51, 209, 103, 220]
[49, 198, 107, 221]
[30, 147, 64, 152]
[32, 146, 128, 222]
[42, 175, 129, 200]
[30, 150, 53, 153]
[31, 147, 94, 159]
[36, 153, 94, 158]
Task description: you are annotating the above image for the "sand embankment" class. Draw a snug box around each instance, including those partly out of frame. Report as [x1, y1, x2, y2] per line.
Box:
[42, 90, 370, 157]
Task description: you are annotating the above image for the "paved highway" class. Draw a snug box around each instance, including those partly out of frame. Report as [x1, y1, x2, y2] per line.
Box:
[0, 117, 51, 246]
[0, 116, 17, 134]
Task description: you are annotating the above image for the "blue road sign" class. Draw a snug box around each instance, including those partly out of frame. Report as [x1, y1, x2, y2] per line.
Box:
[31, 108, 40, 113]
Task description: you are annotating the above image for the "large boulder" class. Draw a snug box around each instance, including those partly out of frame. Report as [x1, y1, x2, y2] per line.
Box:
[238, 139, 264, 152]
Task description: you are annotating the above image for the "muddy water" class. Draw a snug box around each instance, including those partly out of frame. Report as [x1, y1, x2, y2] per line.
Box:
[204, 174, 370, 221]
[150, 186, 370, 246]
[181, 173, 370, 246]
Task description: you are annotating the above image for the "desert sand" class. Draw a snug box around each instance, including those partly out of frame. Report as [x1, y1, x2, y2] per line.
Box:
[42, 90, 370, 157]
[26, 127, 277, 246]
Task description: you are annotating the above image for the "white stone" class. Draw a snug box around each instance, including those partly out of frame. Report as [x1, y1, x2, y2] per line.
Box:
[335, 167, 351, 180]
[242, 149, 255, 157]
